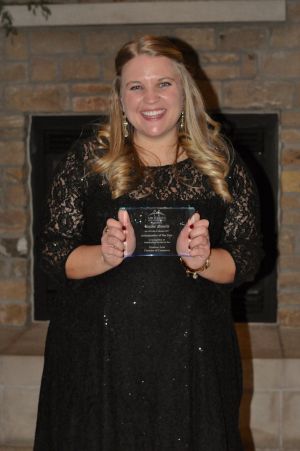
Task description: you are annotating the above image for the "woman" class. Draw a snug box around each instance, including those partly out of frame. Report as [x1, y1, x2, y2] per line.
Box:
[34, 35, 262, 450]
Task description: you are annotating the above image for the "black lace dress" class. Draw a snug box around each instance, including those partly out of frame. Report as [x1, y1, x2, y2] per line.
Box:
[34, 140, 262, 451]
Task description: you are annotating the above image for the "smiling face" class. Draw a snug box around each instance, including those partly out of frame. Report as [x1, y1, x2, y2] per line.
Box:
[120, 55, 184, 149]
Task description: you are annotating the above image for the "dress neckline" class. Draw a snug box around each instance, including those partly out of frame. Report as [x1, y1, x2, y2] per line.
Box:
[146, 157, 190, 170]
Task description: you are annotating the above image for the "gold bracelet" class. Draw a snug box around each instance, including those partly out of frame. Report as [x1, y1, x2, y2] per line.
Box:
[180, 256, 211, 279]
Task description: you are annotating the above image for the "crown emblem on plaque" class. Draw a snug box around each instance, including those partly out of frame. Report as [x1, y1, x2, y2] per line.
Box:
[148, 209, 166, 224]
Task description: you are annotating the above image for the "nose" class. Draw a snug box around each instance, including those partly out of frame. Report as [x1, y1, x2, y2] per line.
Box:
[143, 87, 160, 104]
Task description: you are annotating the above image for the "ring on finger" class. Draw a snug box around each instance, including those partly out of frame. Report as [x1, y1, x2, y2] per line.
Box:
[104, 226, 109, 233]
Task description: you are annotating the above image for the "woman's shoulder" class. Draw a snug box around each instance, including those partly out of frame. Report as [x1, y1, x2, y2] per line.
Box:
[58, 136, 106, 173]
[70, 136, 101, 163]
[49, 137, 101, 188]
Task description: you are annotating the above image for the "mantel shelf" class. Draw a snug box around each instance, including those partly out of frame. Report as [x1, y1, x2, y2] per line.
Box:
[7, 0, 286, 27]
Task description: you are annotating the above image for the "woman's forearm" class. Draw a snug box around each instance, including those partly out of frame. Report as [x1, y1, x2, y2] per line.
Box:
[66, 246, 235, 283]
[65, 245, 114, 279]
[183, 248, 236, 284]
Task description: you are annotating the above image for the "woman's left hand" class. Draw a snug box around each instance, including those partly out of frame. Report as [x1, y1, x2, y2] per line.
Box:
[176, 212, 211, 270]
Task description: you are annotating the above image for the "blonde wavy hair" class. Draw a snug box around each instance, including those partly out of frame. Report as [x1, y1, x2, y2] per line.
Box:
[91, 35, 233, 202]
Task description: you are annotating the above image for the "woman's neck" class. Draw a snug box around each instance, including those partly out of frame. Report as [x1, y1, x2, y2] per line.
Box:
[134, 135, 186, 167]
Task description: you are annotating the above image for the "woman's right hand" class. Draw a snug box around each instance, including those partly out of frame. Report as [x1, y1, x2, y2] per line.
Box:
[101, 209, 136, 268]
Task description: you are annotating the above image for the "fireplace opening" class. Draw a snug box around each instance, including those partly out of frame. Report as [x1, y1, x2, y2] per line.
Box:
[30, 113, 278, 322]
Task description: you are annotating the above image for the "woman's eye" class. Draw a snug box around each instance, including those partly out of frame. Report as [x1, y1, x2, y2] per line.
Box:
[160, 81, 172, 88]
[130, 85, 142, 91]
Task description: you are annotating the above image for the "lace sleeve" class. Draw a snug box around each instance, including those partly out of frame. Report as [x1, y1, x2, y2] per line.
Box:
[220, 154, 263, 286]
[40, 142, 89, 283]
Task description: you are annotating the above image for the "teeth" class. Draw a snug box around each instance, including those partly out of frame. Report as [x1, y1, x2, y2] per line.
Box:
[142, 109, 164, 117]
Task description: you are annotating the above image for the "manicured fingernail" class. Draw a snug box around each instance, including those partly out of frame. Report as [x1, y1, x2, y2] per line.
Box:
[122, 226, 126, 231]
[189, 224, 194, 229]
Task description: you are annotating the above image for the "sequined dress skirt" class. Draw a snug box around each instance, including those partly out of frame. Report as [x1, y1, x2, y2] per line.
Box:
[34, 256, 244, 451]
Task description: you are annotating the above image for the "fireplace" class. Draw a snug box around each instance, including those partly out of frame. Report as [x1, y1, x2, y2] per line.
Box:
[30, 113, 278, 322]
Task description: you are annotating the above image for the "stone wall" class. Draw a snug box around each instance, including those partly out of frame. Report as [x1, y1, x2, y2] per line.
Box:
[0, 0, 300, 326]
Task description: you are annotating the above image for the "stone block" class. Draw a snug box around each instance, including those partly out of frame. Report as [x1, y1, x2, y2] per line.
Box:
[0, 63, 27, 82]
[72, 96, 109, 113]
[0, 323, 47, 356]
[278, 227, 295, 254]
[71, 83, 111, 95]
[287, 1, 300, 22]
[1, 386, 39, 445]
[282, 359, 300, 389]
[0, 128, 24, 140]
[30, 58, 57, 82]
[0, 210, 27, 236]
[278, 292, 300, 306]
[0, 279, 27, 301]
[295, 82, 300, 108]
[30, 30, 82, 54]
[0, 356, 43, 386]
[0, 303, 28, 326]
[200, 52, 239, 64]
[0, 386, 4, 444]
[281, 111, 300, 127]
[202, 64, 239, 80]
[217, 27, 267, 50]
[4, 32, 28, 60]
[0, 238, 27, 258]
[280, 327, 300, 358]
[290, 230, 300, 252]
[282, 149, 300, 167]
[240, 391, 280, 449]
[249, 325, 281, 358]
[281, 128, 300, 147]
[243, 358, 284, 393]
[83, 29, 131, 54]
[0, 260, 10, 279]
[282, 391, 300, 448]
[4, 184, 27, 208]
[0, 328, 23, 354]
[0, 142, 25, 166]
[278, 308, 300, 327]
[3, 167, 24, 184]
[223, 81, 293, 109]
[281, 193, 300, 209]
[240, 53, 257, 78]
[262, 51, 300, 78]
[271, 25, 300, 48]
[280, 255, 300, 271]
[10, 259, 27, 279]
[0, 115, 25, 129]
[251, 359, 283, 390]
[61, 57, 100, 81]
[174, 28, 215, 50]
[281, 209, 300, 225]
[4, 84, 69, 113]
[278, 272, 300, 290]
[102, 57, 115, 82]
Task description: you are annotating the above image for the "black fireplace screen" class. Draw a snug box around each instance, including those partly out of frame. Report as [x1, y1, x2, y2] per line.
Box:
[30, 114, 278, 322]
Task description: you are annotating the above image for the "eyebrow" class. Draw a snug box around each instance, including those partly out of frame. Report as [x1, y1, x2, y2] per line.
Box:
[125, 77, 176, 87]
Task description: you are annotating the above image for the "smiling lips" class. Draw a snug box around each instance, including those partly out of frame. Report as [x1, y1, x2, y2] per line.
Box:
[141, 109, 166, 119]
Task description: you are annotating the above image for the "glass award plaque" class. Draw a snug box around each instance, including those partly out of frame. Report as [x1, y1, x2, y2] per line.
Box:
[121, 206, 195, 256]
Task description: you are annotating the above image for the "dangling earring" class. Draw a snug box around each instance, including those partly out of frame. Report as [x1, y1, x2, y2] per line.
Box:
[123, 114, 129, 138]
[179, 111, 185, 131]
